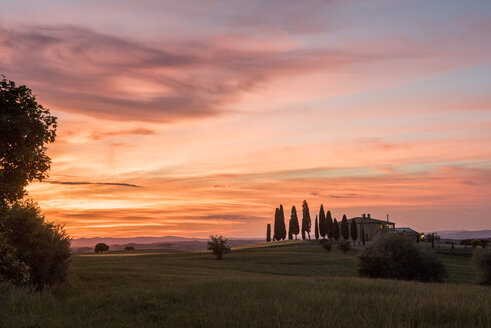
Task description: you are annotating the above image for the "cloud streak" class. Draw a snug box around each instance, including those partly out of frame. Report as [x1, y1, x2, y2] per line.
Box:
[47, 181, 142, 188]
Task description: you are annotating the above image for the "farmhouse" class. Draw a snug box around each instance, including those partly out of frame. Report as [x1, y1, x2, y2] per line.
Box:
[347, 214, 395, 243]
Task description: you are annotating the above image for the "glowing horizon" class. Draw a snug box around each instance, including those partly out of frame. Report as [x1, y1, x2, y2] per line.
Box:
[2, 0, 490, 238]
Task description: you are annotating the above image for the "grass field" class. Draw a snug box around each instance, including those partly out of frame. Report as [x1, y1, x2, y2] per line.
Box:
[2, 241, 490, 327]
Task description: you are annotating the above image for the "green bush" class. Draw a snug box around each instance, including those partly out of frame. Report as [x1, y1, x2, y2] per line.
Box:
[471, 240, 481, 249]
[338, 240, 351, 253]
[124, 246, 135, 251]
[1, 201, 71, 289]
[0, 228, 30, 285]
[472, 248, 491, 285]
[357, 233, 447, 282]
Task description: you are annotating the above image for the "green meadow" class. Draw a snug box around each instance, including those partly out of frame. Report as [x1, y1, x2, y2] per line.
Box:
[2, 242, 490, 328]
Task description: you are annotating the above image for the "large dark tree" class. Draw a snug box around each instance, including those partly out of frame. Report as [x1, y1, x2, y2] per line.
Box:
[350, 218, 358, 244]
[266, 224, 271, 242]
[290, 206, 299, 239]
[332, 218, 340, 241]
[326, 210, 333, 240]
[319, 205, 326, 239]
[315, 215, 319, 240]
[278, 204, 286, 240]
[341, 215, 349, 241]
[301, 200, 311, 240]
[1, 78, 57, 205]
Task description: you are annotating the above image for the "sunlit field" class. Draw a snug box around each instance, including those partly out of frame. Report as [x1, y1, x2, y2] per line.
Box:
[2, 242, 490, 328]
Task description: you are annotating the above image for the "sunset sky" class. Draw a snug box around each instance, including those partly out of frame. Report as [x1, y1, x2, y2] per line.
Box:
[1, 0, 490, 238]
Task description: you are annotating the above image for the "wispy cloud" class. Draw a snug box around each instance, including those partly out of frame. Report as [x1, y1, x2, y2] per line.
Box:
[47, 181, 142, 188]
[0, 25, 431, 122]
[89, 128, 155, 140]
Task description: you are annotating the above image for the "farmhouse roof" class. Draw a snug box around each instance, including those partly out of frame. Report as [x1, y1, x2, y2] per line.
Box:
[348, 217, 395, 225]
[394, 227, 419, 234]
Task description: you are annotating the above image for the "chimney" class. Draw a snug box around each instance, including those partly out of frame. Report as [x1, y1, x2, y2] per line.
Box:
[367, 213, 371, 219]
[362, 214, 366, 219]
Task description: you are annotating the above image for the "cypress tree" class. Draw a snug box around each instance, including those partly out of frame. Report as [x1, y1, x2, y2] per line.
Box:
[341, 215, 349, 240]
[288, 219, 293, 240]
[279, 205, 286, 240]
[273, 208, 279, 242]
[301, 200, 311, 240]
[291, 206, 300, 239]
[266, 224, 271, 242]
[350, 218, 358, 244]
[326, 210, 333, 240]
[332, 218, 340, 241]
[319, 205, 326, 239]
[315, 215, 319, 240]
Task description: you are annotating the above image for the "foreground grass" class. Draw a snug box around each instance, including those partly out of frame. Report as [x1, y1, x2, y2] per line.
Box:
[2, 242, 490, 327]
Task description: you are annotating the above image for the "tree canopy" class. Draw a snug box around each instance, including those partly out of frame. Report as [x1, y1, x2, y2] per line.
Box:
[95, 243, 109, 253]
[0, 77, 57, 205]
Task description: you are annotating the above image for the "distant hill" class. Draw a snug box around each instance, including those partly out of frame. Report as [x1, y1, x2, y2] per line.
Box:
[71, 236, 204, 248]
[436, 230, 491, 240]
[71, 236, 264, 253]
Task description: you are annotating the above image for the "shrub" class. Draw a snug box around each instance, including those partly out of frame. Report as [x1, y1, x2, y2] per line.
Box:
[357, 233, 447, 282]
[338, 240, 351, 253]
[471, 239, 481, 249]
[472, 248, 491, 285]
[207, 235, 231, 260]
[0, 229, 30, 285]
[322, 241, 332, 253]
[124, 246, 135, 251]
[95, 243, 109, 253]
[1, 201, 71, 289]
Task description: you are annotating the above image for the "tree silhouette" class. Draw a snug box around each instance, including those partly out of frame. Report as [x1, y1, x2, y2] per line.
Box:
[207, 235, 231, 260]
[288, 219, 293, 240]
[95, 243, 109, 253]
[350, 218, 358, 244]
[301, 200, 311, 240]
[0, 77, 57, 205]
[332, 218, 340, 241]
[290, 206, 300, 239]
[266, 224, 271, 242]
[278, 204, 286, 240]
[341, 215, 349, 240]
[326, 210, 333, 240]
[315, 215, 319, 240]
[273, 208, 279, 241]
[319, 205, 326, 239]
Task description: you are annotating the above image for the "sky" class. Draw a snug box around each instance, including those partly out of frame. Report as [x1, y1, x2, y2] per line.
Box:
[1, 0, 490, 238]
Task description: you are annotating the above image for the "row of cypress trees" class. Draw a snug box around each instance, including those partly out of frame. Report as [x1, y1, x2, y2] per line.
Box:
[267, 201, 359, 242]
